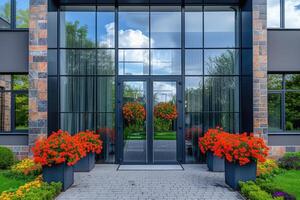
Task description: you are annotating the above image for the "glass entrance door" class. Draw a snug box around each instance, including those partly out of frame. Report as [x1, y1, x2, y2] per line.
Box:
[118, 78, 182, 164]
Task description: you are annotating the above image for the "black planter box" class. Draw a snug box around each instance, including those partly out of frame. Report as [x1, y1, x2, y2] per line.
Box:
[206, 151, 224, 172]
[74, 152, 95, 172]
[43, 163, 74, 191]
[225, 160, 257, 190]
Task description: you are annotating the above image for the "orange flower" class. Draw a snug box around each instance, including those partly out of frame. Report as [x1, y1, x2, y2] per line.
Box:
[154, 102, 177, 121]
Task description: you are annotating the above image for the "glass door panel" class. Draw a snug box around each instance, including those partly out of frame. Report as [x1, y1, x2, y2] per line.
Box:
[153, 81, 177, 163]
[122, 81, 147, 163]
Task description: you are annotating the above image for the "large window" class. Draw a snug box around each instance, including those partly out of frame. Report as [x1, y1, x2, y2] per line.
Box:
[267, 0, 300, 28]
[184, 6, 239, 163]
[0, 74, 28, 132]
[268, 74, 300, 132]
[58, 6, 240, 163]
[60, 6, 115, 163]
[0, 0, 29, 29]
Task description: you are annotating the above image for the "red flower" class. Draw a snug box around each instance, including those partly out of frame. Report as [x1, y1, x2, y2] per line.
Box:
[154, 102, 177, 121]
[122, 102, 146, 123]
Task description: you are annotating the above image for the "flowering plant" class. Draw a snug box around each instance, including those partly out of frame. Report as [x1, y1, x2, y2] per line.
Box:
[198, 127, 229, 154]
[257, 159, 279, 177]
[154, 102, 177, 121]
[11, 158, 42, 176]
[73, 130, 103, 158]
[32, 130, 82, 166]
[213, 133, 269, 166]
[122, 102, 146, 124]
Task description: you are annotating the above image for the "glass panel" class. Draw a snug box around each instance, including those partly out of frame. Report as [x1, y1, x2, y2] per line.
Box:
[204, 77, 239, 112]
[60, 50, 96, 75]
[79, 113, 95, 131]
[16, 0, 29, 28]
[185, 77, 202, 112]
[97, 49, 115, 75]
[14, 93, 28, 131]
[153, 81, 177, 163]
[185, 8, 203, 48]
[97, 9, 115, 48]
[60, 9, 96, 48]
[118, 50, 149, 75]
[185, 49, 203, 75]
[13, 75, 28, 90]
[60, 77, 95, 112]
[123, 81, 147, 163]
[118, 8, 149, 48]
[267, 0, 280, 28]
[97, 77, 115, 112]
[285, 0, 300, 28]
[151, 8, 181, 48]
[268, 74, 282, 90]
[60, 113, 80, 134]
[185, 112, 203, 163]
[96, 113, 115, 163]
[204, 112, 239, 133]
[204, 7, 236, 48]
[268, 93, 282, 131]
[0, 0, 10, 29]
[151, 50, 181, 75]
[0, 91, 11, 132]
[204, 49, 239, 75]
[285, 74, 300, 90]
[285, 92, 300, 131]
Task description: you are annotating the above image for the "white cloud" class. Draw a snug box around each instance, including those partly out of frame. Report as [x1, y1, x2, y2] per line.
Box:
[285, 0, 300, 28]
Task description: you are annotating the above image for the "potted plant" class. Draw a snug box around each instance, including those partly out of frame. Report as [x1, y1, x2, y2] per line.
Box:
[198, 128, 228, 172]
[213, 133, 269, 190]
[73, 130, 103, 172]
[32, 130, 81, 191]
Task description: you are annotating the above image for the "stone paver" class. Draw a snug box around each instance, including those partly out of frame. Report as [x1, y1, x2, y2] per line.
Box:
[56, 164, 243, 200]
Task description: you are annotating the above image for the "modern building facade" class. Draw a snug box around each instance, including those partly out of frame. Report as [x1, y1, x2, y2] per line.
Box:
[0, 0, 299, 164]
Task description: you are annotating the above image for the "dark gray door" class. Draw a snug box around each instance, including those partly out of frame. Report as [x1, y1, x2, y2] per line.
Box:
[117, 77, 183, 164]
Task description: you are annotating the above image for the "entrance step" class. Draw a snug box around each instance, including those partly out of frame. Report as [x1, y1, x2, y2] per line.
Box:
[118, 165, 184, 171]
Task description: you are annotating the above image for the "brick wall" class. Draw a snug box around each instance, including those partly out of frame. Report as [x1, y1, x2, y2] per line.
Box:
[0, 75, 11, 132]
[28, 0, 48, 153]
[253, 0, 268, 139]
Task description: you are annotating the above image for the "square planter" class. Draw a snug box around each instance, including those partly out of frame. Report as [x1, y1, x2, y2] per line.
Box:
[225, 160, 257, 190]
[206, 151, 224, 172]
[74, 152, 95, 172]
[43, 163, 74, 191]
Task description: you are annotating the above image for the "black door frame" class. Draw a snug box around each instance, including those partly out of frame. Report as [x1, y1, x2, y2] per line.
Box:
[116, 76, 184, 164]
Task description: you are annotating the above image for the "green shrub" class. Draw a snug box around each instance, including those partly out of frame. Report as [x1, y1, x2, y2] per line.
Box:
[239, 181, 283, 200]
[0, 146, 15, 169]
[278, 152, 300, 170]
[21, 182, 62, 200]
[240, 181, 273, 200]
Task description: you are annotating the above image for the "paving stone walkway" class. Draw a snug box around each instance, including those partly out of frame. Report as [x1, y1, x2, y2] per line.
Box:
[56, 164, 243, 200]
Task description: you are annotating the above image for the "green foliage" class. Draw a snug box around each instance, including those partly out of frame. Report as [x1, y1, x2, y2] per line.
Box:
[0, 1, 11, 23]
[256, 170, 300, 199]
[239, 181, 282, 200]
[0, 146, 15, 169]
[278, 152, 300, 170]
[154, 118, 172, 132]
[0, 171, 27, 194]
[20, 182, 62, 200]
[2, 170, 36, 182]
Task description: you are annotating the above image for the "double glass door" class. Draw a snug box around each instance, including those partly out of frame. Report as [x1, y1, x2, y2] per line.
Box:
[118, 77, 182, 164]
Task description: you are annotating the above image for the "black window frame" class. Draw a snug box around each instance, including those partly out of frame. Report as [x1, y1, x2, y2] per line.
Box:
[268, 73, 300, 133]
[0, 0, 29, 30]
[0, 74, 29, 134]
